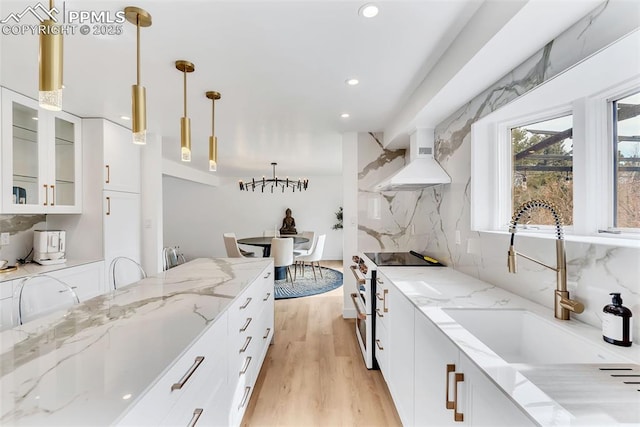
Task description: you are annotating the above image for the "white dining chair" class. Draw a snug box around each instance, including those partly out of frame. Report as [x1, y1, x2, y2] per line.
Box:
[271, 237, 294, 283]
[109, 256, 146, 290]
[13, 274, 80, 326]
[295, 234, 326, 281]
[293, 231, 315, 257]
[223, 233, 255, 258]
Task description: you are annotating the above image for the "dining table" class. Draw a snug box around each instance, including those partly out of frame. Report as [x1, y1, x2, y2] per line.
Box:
[237, 235, 309, 280]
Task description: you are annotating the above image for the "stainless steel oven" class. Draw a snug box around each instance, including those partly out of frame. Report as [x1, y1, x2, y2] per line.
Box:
[350, 251, 445, 370]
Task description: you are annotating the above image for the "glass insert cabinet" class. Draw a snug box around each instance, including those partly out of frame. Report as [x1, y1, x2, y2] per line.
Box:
[1, 88, 82, 214]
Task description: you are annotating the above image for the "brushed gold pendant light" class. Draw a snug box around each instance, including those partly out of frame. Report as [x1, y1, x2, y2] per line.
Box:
[175, 60, 195, 162]
[206, 91, 221, 172]
[124, 6, 152, 145]
[39, 0, 63, 111]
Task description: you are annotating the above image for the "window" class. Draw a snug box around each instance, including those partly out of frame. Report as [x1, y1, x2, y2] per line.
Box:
[612, 91, 640, 229]
[511, 115, 573, 226]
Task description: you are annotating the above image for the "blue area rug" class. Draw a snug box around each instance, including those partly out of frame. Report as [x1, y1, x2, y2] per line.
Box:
[274, 267, 343, 299]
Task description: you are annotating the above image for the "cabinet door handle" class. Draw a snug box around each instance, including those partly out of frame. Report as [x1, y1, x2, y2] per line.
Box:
[263, 292, 271, 301]
[238, 386, 251, 409]
[239, 336, 252, 353]
[446, 364, 456, 410]
[239, 356, 252, 376]
[58, 286, 78, 293]
[171, 356, 204, 391]
[43, 184, 49, 206]
[240, 317, 252, 332]
[376, 308, 384, 318]
[105, 164, 110, 184]
[50, 185, 55, 206]
[375, 339, 384, 350]
[187, 408, 203, 427]
[263, 328, 271, 339]
[263, 271, 271, 278]
[454, 373, 464, 422]
[383, 289, 389, 312]
[240, 297, 252, 309]
[106, 196, 111, 215]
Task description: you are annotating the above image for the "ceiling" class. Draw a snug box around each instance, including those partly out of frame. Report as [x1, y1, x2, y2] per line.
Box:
[0, 0, 603, 178]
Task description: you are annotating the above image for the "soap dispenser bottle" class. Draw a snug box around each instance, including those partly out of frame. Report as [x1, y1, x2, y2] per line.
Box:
[603, 293, 633, 347]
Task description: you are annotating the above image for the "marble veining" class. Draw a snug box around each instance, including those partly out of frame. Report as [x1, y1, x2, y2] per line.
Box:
[358, 1, 640, 339]
[0, 257, 272, 426]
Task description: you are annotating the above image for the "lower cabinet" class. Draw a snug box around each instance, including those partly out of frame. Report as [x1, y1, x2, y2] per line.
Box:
[116, 262, 274, 427]
[413, 310, 534, 426]
[46, 261, 105, 301]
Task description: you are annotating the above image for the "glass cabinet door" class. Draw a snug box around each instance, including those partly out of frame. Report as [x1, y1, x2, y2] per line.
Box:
[10, 101, 42, 208]
[53, 116, 76, 207]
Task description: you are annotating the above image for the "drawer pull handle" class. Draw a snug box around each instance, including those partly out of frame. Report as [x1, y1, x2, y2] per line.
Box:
[240, 336, 252, 353]
[187, 408, 203, 427]
[240, 317, 252, 332]
[43, 184, 49, 206]
[106, 196, 111, 216]
[263, 328, 271, 339]
[375, 339, 384, 350]
[383, 289, 389, 312]
[263, 292, 271, 301]
[105, 164, 110, 184]
[239, 386, 251, 409]
[240, 297, 252, 309]
[239, 356, 252, 376]
[445, 364, 455, 409]
[376, 308, 384, 318]
[263, 272, 271, 278]
[171, 356, 204, 391]
[350, 293, 367, 320]
[58, 286, 78, 293]
[454, 373, 464, 422]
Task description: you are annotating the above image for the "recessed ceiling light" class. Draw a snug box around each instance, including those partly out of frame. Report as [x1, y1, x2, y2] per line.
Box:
[358, 3, 379, 18]
[32, 117, 38, 121]
[120, 115, 131, 121]
[341, 113, 350, 118]
[122, 393, 132, 400]
[345, 78, 359, 86]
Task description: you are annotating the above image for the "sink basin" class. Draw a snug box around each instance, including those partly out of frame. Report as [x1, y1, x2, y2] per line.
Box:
[441, 308, 628, 364]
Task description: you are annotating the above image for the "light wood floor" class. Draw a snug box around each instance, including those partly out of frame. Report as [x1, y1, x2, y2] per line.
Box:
[242, 261, 402, 427]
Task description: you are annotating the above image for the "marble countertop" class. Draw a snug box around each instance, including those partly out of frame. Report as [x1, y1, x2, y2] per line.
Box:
[0, 257, 272, 426]
[379, 266, 640, 426]
[0, 259, 103, 284]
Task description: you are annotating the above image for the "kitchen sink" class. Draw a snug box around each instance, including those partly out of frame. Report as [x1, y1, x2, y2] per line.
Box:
[441, 308, 628, 364]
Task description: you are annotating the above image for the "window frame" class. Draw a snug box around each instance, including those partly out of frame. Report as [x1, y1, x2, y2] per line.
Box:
[470, 31, 640, 245]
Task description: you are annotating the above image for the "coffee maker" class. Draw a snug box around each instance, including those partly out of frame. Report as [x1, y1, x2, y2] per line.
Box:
[33, 230, 66, 265]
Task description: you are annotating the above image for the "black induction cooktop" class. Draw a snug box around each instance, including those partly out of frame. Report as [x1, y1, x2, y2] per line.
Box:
[363, 252, 445, 267]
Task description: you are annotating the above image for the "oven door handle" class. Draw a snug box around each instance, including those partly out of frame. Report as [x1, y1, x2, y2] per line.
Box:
[350, 293, 367, 320]
[349, 265, 366, 285]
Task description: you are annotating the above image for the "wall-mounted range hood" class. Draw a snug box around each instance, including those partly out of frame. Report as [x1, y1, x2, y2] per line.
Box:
[373, 128, 451, 191]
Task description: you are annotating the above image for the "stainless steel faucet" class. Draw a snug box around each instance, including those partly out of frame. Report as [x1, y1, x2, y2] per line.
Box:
[507, 200, 584, 320]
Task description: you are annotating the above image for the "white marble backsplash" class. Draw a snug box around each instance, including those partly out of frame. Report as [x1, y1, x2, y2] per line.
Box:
[0, 215, 45, 264]
[358, 2, 640, 339]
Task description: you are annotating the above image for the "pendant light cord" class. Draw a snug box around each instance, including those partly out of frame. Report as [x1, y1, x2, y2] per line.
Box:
[136, 15, 140, 85]
[183, 71, 187, 117]
[211, 98, 215, 136]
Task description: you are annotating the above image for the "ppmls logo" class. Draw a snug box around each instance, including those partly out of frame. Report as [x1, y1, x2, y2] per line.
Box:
[0, 2, 58, 24]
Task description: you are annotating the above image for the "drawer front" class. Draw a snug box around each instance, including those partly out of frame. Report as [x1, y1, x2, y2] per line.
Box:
[118, 314, 228, 426]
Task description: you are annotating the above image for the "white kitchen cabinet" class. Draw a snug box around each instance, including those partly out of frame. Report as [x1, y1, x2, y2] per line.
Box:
[1, 88, 82, 214]
[0, 280, 15, 331]
[46, 261, 105, 302]
[101, 119, 141, 194]
[413, 310, 533, 426]
[375, 271, 391, 378]
[386, 279, 415, 427]
[103, 191, 141, 288]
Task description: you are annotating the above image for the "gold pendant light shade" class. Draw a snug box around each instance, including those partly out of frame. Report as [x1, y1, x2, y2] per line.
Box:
[181, 117, 192, 162]
[206, 91, 221, 172]
[176, 60, 195, 162]
[39, 16, 63, 111]
[131, 84, 146, 144]
[125, 6, 152, 145]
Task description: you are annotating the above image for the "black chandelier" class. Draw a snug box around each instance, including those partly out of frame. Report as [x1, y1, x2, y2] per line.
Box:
[239, 162, 309, 193]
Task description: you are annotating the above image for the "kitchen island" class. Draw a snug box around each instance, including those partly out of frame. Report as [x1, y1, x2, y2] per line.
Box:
[0, 257, 274, 426]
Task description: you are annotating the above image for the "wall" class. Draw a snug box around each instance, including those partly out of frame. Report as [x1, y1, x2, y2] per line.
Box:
[0, 215, 45, 264]
[359, 2, 640, 337]
[163, 174, 343, 261]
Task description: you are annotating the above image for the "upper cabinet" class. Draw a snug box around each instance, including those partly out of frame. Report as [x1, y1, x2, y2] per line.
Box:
[1, 88, 82, 214]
